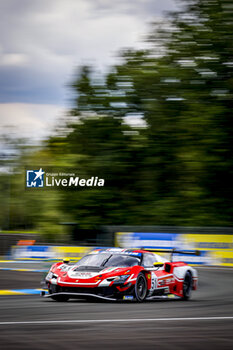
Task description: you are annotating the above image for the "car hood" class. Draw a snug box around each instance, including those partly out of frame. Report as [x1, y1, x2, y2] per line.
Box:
[69, 266, 129, 279]
[55, 264, 133, 281]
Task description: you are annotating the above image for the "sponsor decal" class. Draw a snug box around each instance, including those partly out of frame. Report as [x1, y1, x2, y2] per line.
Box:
[157, 277, 174, 287]
[69, 271, 99, 279]
[74, 272, 93, 278]
[123, 295, 134, 300]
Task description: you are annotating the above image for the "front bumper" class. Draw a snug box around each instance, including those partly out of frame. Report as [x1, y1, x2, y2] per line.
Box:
[42, 281, 134, 300]
[40, 290, 117, 301]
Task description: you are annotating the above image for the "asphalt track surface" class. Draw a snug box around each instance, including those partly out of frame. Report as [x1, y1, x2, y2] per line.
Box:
[0, 266, 233, 350]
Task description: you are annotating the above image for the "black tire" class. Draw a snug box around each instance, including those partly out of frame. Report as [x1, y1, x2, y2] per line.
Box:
[134, 272, 147, 302]
[182, 271, 192, 300]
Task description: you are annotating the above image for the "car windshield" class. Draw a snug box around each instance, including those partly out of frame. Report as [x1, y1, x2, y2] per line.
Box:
[75, 253, 140, 268]
[103, 254, 140, 267]
[75, 253, 111, 267]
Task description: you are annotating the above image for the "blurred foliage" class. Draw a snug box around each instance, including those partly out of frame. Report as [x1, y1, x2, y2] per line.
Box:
[0, 0, 233, 238]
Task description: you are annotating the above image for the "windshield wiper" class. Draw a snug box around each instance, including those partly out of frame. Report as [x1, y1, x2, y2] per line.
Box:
[101, 255, 112, 266]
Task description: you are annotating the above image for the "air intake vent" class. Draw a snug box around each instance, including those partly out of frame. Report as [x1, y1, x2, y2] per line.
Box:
[165, 263, 171, 273]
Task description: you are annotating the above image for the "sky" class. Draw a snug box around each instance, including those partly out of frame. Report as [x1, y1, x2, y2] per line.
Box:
[0, 0, 175, 142]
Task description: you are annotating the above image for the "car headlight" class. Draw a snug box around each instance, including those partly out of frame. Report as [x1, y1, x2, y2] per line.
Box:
[113, 274, 130, 282]
[46, 271, 53, 280]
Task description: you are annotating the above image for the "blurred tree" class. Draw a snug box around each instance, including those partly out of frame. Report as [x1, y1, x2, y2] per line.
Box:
[62, 0, 233, 226]
[149, 0, 233, 224]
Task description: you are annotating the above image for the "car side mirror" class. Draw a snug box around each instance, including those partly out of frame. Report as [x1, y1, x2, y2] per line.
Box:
[153, 262, 164, 268]
[63, 257, 70, 264]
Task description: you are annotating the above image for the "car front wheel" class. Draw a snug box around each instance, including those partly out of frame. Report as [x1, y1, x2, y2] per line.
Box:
[134, 273, 147, 302]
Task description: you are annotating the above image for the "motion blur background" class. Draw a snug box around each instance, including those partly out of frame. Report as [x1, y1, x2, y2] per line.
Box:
[0, 2, 233, 350]
[1, 0, 233, 256]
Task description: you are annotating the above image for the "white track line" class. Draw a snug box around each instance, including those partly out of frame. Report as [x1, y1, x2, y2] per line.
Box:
[0, 316, 233, 326]
[196, 267, 233, 270]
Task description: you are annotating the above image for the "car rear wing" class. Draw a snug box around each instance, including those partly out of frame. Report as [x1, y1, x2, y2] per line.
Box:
[140, 248, 200, 262]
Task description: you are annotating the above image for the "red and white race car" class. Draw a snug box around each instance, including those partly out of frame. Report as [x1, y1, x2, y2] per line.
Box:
[41, 248, 198, 302]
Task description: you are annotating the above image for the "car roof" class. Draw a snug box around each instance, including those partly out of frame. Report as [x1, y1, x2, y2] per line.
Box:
[90, 248, 152, 256]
